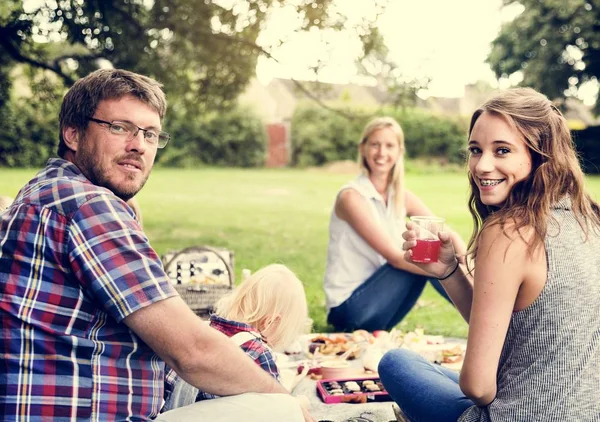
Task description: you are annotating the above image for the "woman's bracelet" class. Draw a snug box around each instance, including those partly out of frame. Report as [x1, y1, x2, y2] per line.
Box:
[438, 260, 459, 281]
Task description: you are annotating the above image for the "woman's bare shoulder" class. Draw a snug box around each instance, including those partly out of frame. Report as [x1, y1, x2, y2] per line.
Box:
[478, 218, 535, 260]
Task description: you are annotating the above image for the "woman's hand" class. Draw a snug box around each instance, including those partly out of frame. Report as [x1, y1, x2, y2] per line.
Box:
[402, 221, 458, 279]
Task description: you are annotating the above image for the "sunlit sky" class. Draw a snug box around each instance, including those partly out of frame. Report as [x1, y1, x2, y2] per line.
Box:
[256, 0, 523, 98]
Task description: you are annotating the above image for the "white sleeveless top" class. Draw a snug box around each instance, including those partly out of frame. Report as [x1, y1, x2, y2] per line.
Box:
[323, 174, 406, 310]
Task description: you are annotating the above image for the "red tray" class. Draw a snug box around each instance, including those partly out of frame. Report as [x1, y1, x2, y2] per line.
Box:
[316, 376, 391, 404]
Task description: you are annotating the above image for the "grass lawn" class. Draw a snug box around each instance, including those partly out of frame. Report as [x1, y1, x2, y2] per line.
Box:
[2, 164, 600, 338]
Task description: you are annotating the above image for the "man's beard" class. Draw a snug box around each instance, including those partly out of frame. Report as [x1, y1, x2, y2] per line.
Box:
[76, 144, 150, 202]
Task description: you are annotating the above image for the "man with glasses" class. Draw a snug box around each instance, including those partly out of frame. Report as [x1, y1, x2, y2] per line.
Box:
[0, 69, 310, 422]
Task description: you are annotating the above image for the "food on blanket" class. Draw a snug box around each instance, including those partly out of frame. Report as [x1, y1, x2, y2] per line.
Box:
[296, 362, 322, 376]
[402, 328, 426, 346]
[372, 330, 389, 339]
[308, 335, 332, 353]
[308, 334, 361, 359]
[343, 381, 360, 392]
[311, 334, 348, 344]
[351, 329, 373, 343]
[441, 345, 464, 364]
[426, 336, 444, 345]
[317, 377, 391, 404]
[316, 342, 361, 359]
[310, 335, 329, 345]
[320, 343, 339, 354]
[329, 333, 348, 343]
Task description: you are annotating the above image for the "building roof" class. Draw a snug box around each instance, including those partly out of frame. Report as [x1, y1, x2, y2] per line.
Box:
[266, 78, 387, 105]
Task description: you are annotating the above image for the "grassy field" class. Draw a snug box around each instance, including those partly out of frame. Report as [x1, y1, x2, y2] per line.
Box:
[2, 165, 600, 338]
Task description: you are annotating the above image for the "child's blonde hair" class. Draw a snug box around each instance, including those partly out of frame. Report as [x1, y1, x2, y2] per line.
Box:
[213, 264, 308, 349]
[0, 196, 14, 212]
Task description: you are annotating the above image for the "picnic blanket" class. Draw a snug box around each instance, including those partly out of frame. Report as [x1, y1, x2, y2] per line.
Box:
[281, 332, 466, 422]
[292, 370, 396, 422]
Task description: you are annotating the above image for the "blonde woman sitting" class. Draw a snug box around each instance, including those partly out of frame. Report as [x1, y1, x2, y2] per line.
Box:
[324, 117, 467, 332]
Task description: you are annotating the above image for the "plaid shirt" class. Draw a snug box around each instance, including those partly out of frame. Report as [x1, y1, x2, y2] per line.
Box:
[163, 314, 280, 405]
[0, 158, 178, 421]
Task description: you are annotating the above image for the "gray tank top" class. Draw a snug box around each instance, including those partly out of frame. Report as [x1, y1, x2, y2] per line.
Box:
[459, 198, 600, 421]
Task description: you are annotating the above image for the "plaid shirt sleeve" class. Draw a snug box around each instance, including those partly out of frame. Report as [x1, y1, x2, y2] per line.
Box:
[67, 193, 177, 322]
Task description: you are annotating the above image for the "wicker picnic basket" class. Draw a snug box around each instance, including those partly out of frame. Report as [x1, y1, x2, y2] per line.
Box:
[161, 245, 234, 317]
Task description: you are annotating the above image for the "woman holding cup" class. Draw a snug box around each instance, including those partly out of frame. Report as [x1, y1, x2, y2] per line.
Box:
[409, 216, 446, 263]
[323, 116, 467, 332]
[378, 88, 600, 421]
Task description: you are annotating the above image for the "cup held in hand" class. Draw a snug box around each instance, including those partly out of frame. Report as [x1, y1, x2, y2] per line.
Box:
[409, 216, 445, 263]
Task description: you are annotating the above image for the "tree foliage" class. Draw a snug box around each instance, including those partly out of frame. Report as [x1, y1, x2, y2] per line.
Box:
[291, 102, 468, 167]
[158, 105, 267, 167]
[0, 0, 392, 115]
[0, 69, 62, 167]
[488, 0, 600, 112]
[0, 0, 436, 167]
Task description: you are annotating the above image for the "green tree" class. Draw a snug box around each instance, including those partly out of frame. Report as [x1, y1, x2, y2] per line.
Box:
[0, 67, 63, 167]
[0, 0, 403, 167]
[0, 0, 390, 115]
[488, 0, 600, 112]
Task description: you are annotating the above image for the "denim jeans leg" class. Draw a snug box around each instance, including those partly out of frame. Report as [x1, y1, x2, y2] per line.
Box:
[327, 264, 428, 332]
[384, 272, 433, 330]
[378, 349, 474, 422]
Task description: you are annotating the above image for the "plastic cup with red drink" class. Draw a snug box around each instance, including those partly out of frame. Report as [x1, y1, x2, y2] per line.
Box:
[409, 216, 445, 263]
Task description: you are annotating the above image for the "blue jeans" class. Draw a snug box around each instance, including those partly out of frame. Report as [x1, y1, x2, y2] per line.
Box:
[378, 349, 475, 422]
[327, 264, 452, 332]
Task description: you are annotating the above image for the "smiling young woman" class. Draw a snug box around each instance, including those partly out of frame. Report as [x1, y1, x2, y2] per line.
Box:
[378, 87, 600, 422]
[467, 112, 533, 208]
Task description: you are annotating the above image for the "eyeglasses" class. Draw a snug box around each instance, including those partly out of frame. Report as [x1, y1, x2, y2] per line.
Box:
[87, 117, 170, 149]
